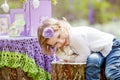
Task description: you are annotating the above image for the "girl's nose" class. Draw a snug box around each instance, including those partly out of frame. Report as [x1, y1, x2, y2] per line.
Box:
[55, 39, 65, 48]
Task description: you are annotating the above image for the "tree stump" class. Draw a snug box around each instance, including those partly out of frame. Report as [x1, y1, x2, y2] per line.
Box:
[0, 67, 33, 80]
[51, 62, 86, 80]
[51, 61, 106, 80]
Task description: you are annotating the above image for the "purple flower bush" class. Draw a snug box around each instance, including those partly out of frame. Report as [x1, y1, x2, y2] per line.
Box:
[42, 27, 54, 38]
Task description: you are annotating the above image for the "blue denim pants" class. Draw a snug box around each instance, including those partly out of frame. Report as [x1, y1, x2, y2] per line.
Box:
[86, 38, 120, 80]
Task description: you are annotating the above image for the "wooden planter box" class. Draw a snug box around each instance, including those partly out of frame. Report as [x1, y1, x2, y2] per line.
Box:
[0, 67, 32, 80]
[51, 62, 106, 80]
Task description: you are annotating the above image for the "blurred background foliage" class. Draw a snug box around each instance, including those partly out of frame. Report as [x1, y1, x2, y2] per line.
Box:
[52, 0, 120, 24]
[52, 0, 120, 38]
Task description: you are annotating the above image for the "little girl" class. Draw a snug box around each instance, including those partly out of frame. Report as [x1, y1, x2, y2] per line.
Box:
[37, 18, 120, 80]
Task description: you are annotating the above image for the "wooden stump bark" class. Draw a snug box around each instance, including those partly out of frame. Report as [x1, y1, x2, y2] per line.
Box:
[0, 67, 32, 80]
[51, 62, 106, 80]
[51, 62, 86, 80]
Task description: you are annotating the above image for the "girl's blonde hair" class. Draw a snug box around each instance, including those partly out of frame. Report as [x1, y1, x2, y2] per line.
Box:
[37, 18, 71, 55]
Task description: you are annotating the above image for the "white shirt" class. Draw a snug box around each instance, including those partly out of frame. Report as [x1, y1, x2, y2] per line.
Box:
[70, 26, 115, 63]
[56, 26, 115, 63]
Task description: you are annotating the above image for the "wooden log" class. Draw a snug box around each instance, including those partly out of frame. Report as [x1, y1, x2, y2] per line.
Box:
[51, 62, 86, 80]
[51, 61, 106, 80]
[0, 67, 32, 80]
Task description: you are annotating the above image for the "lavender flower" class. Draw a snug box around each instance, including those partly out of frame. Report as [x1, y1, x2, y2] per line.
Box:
[42, 27, 54, 38]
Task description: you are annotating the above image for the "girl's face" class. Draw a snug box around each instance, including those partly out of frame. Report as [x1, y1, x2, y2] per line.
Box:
[47, 30, 69, 48]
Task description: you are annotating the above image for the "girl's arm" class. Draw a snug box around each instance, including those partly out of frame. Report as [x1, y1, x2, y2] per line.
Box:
[70, 35, 91, 63]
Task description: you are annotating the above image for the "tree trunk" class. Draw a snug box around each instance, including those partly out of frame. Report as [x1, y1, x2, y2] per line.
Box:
[0, 67, 32, 80]
[51, 61, 106, 80]
[51, 62, 86, 80]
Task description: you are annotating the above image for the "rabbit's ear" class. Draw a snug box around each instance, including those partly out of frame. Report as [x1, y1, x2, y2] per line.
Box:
[62, 17, 67, 22]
